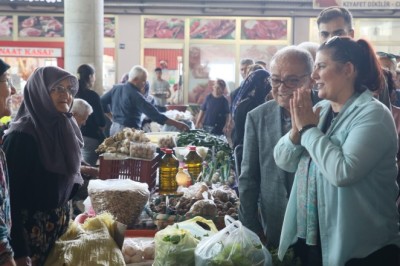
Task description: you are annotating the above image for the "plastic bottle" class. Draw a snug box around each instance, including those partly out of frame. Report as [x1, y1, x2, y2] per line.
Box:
[176, 167, 192, 187]
[159, 149, 179, 195]
[184, 146, 203, 184]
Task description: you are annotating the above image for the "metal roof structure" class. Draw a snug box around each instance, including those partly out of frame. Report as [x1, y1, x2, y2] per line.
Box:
[0, 0, 397, 17]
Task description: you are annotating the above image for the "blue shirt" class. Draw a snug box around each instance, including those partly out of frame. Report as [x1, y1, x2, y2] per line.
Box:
[201, 94, 229, 135]
[101, 82, 168, 129]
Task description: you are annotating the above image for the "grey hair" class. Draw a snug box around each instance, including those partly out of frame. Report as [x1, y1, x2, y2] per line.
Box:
[297, 42, 319, 61]
[269, 46, 314, 74]
[71, 98, 93, 117]
[128, 65, 148, 81]
[240, 58, 254, 66]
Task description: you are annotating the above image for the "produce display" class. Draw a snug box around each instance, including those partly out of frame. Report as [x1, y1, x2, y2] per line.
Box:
[147, 183, 239, 230]
[157, 135, 176, 149]
[176, 130, 235, 186]
[96, 128, 156, 160]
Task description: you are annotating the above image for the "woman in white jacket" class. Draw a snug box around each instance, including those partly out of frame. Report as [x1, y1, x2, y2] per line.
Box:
[274, 37, 400, 266]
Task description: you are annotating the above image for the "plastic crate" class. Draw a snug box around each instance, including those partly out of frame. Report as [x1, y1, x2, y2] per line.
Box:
[99, 154, 160, 192]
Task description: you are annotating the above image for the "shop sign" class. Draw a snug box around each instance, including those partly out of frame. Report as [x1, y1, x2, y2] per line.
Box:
[313, 0, 400, 9]
[0, 47, 62, 57]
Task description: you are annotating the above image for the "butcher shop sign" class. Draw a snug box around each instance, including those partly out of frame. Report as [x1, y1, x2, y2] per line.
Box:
[0, 47, 62, 57]
[313, 0, 400, 8]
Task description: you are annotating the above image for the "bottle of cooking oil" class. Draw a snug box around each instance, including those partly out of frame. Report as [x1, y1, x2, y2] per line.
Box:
[159, 149, 179, 195]
[184, 146, 203, 184]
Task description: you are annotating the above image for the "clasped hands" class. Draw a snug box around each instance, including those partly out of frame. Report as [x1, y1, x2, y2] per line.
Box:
[289, 88, 321, 145]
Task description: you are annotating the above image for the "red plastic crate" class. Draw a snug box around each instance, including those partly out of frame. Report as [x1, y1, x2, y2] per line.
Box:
[99, 154, 160, 192]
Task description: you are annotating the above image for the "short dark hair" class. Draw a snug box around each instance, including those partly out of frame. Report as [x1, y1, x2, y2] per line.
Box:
[254, 60, 267, 67]
[154, 67, 162, 72]
[216, 78, 226, 88]
[240, 58, 254, 66]
[317, 6, 353, 30]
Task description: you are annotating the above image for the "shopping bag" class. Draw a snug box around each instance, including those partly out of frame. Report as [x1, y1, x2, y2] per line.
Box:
[195, 215, 272, 266]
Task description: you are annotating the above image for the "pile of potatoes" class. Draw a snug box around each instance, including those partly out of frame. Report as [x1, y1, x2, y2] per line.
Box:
[149, 183, 239, 218]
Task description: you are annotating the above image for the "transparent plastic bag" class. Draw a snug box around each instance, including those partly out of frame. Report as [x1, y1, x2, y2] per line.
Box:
[176, 216, 218, 240]
[153, 224, 199, 266]
[88, 179, 150, 225]
[195, 216, 272, 266]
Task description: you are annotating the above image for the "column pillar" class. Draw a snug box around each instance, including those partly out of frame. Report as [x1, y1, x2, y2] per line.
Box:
[64, 0, 104, 95]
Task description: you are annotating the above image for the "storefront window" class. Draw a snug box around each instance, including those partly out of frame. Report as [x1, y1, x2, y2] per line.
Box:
[142, 16, 292, 104]
[240, 44, 285, 74]
[188, 44, 235, 104]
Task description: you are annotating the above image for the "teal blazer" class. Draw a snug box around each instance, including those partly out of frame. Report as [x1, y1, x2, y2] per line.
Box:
[274, 90, 400, 265]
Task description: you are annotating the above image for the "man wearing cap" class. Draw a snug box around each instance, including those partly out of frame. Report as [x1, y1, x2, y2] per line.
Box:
[151, 67, 171, 109]
[0, 58, 16, 265]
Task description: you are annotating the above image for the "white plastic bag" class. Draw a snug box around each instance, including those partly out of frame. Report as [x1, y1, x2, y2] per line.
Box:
[195, 216, 272, 266]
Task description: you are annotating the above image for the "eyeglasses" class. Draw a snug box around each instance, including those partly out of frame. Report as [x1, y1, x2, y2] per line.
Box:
[0, 78, 12, 88]
[51, 85, 75, 95]
[268, 74, 309, 88]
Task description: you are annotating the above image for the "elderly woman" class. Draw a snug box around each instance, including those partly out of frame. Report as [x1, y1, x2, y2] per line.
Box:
[71, 98, 93, 127]
[275, 37, 400, 265]
[3, 66, 83, 265]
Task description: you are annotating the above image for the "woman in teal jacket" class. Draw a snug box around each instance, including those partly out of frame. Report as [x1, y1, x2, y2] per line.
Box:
[274, 37, 400, 265]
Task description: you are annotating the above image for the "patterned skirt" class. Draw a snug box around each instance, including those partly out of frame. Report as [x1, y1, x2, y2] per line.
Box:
[20, 203, 70, 266]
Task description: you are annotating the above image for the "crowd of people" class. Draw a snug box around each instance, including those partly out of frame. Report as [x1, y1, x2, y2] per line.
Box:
[0, 5, 397, 266]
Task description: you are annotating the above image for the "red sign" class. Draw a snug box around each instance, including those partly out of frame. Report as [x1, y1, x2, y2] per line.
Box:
[0, 46, 62, 57]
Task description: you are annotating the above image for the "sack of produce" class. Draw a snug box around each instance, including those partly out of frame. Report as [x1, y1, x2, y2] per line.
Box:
[153, 224, 199, 266]
[44, 213, 125, 266]
[195, 216, 272, 266]
[88, 179, 150, 225]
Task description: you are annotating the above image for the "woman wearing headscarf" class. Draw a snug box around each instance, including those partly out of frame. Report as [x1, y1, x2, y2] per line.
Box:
[231, 69, 271, 148]
[2, 66, 83, 265]
[230, 69, 271, 175]
[0, 59, 16, 266]
[75, 64, 106, 166]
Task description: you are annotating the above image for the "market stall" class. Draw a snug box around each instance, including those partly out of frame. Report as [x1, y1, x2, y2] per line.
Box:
[51, 128, 294, 265]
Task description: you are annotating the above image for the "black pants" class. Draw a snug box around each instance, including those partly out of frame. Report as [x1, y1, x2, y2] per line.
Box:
[293, 239, 399, 266]
[345, 245, 400, 266]
[293, 238, 323, 266]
